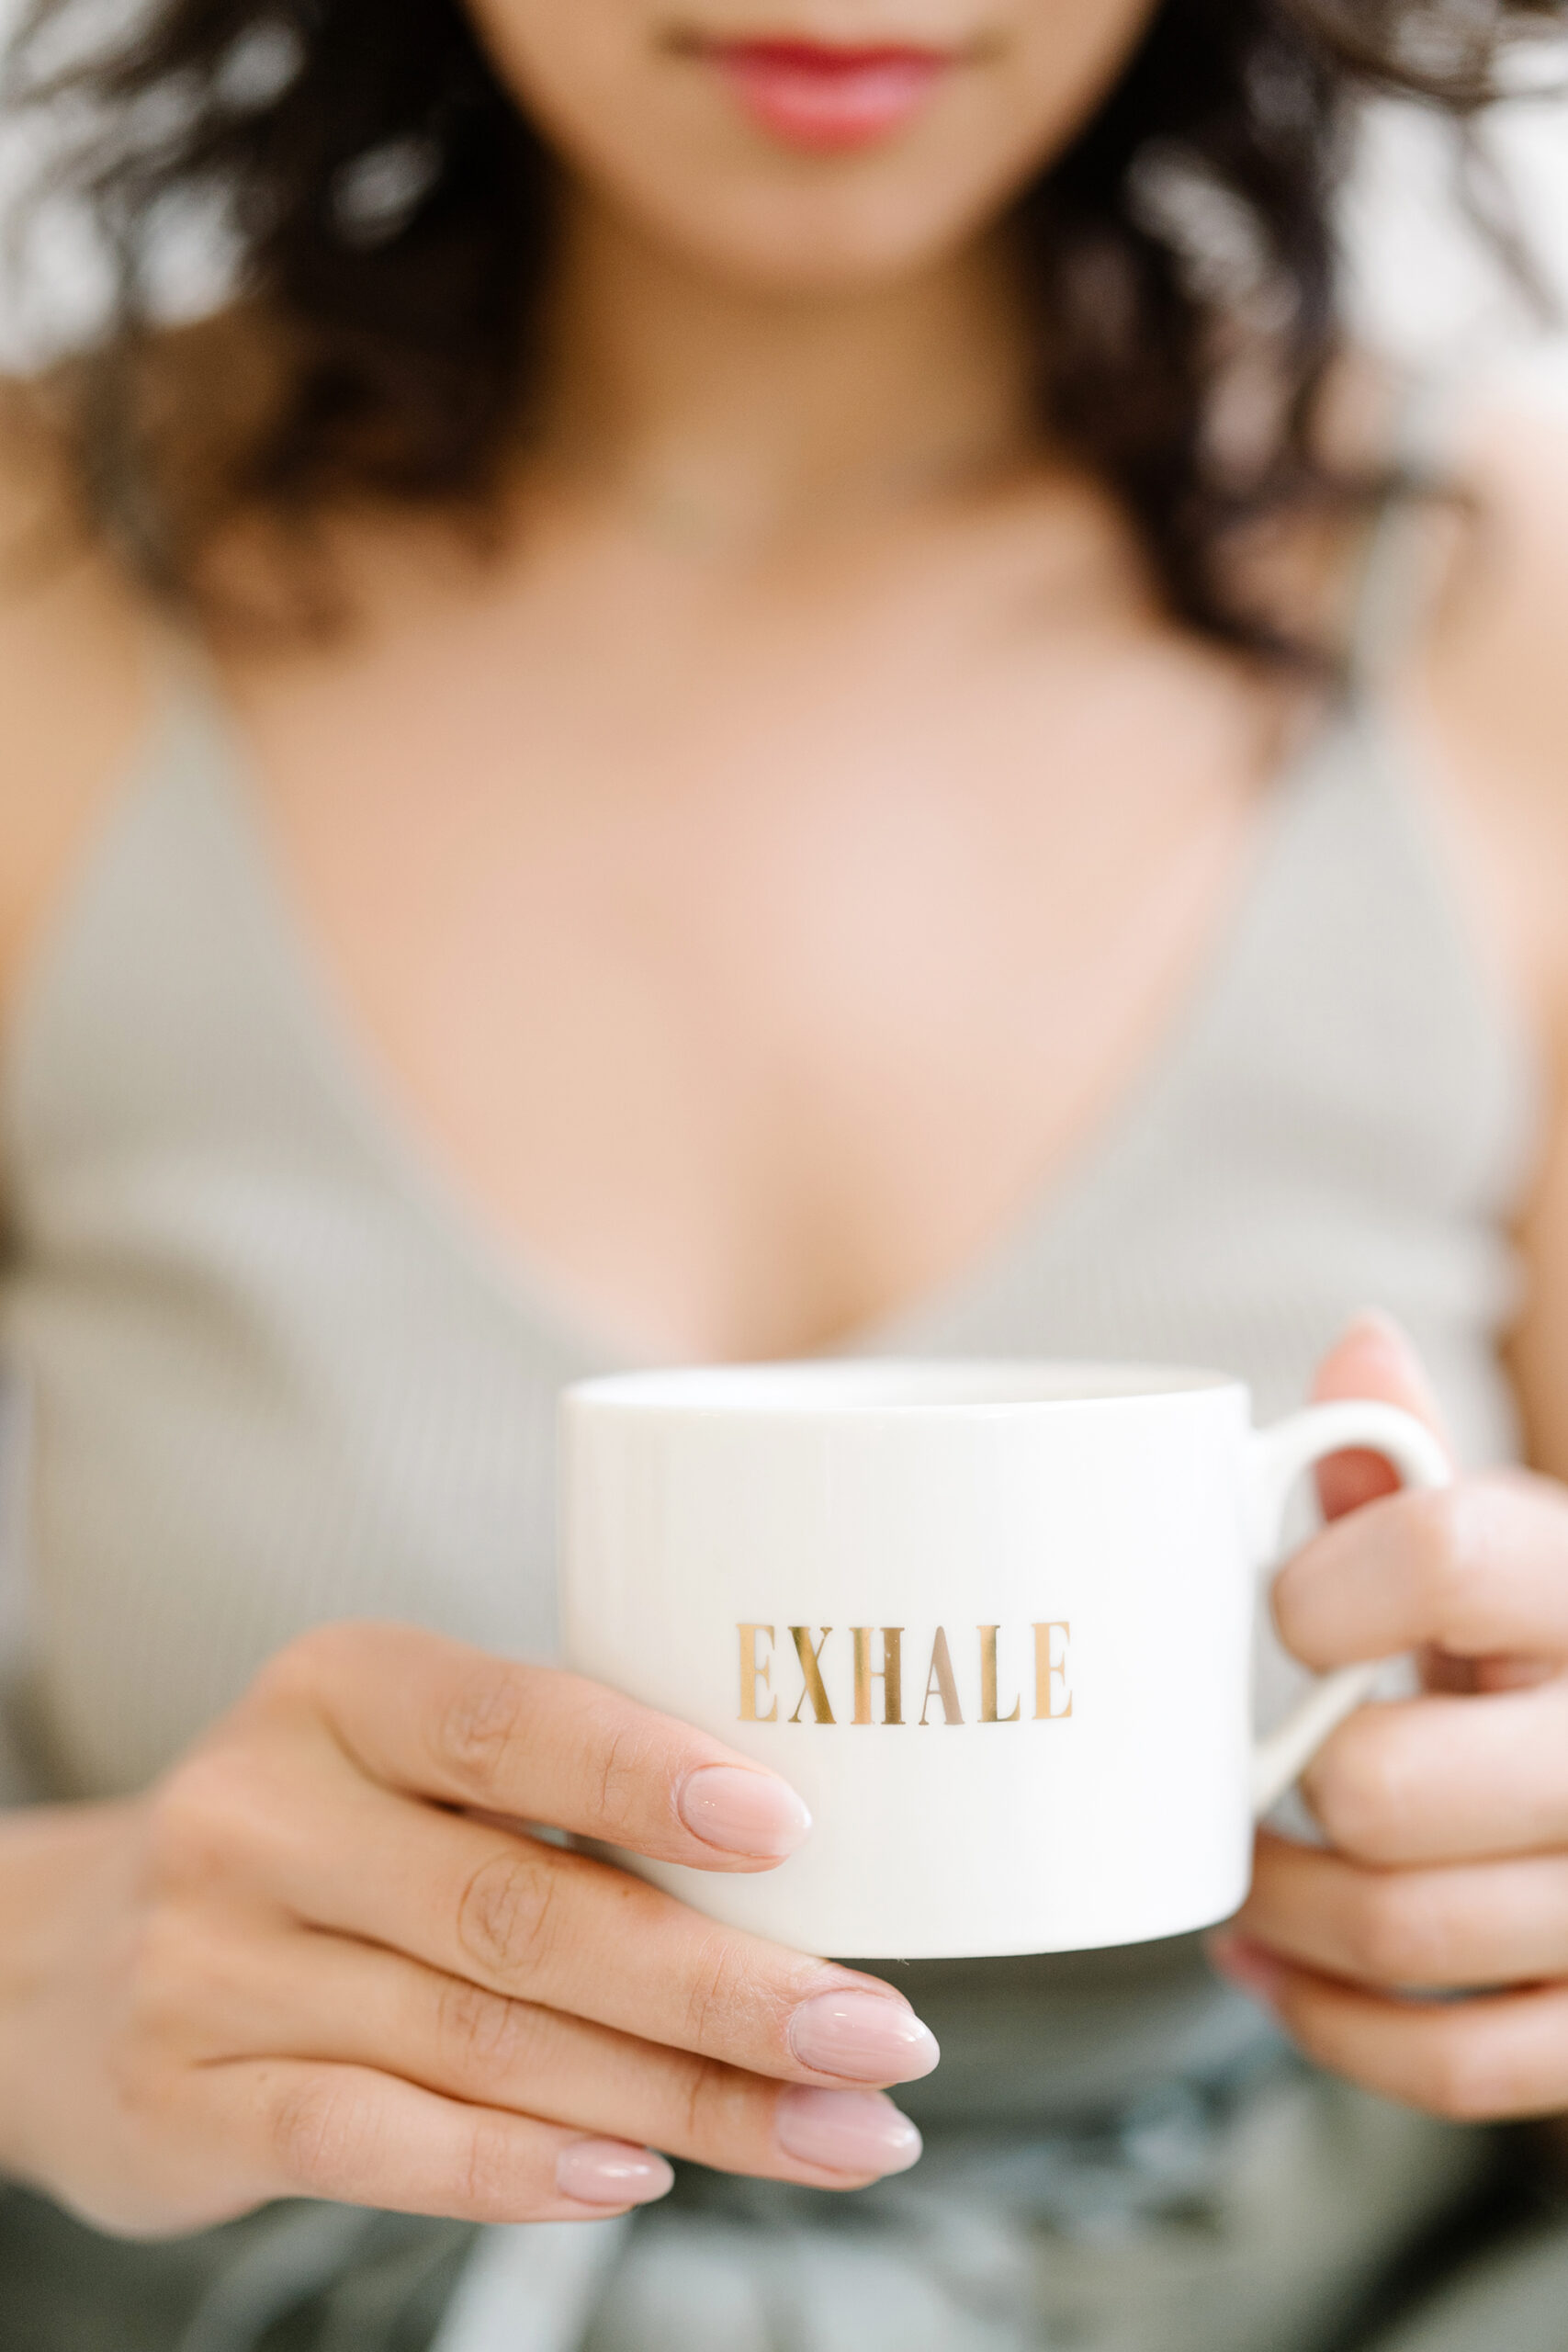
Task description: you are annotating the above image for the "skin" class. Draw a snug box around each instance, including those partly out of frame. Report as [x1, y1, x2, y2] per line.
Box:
[1217, 1318, 1568, 2124]
[2, 0, 1568, 2237]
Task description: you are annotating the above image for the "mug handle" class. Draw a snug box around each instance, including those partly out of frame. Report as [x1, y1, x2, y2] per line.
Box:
[1248, 1400, 1451, 1817]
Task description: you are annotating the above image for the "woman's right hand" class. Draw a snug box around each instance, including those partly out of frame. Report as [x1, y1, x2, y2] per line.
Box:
[0, 1623, 938, 2236]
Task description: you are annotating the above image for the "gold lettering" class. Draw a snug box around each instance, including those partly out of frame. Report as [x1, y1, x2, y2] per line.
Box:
[1033, 1622, 1073, 1720]
[919, 1625, 964, 1725]
[852, 1627, 904, 1724]
[978, 1626, 1021, 1723]
[788, 1627, 836, 1724]
[739, 1624, 778, 1723]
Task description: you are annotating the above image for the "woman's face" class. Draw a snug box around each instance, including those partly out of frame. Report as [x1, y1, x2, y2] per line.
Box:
[464, 3, 1161, 288]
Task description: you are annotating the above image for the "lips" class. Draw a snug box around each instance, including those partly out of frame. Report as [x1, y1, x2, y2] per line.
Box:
[699, 37, 956, 152]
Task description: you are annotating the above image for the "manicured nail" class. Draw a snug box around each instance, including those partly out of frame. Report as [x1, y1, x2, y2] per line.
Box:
[1208, 1934, 1286, 2011]
[788, 1989, 941, 2083]
[1343, 1310, 1443, 1408]
[678, 1766, 812, 1858]
[776, 2086, 923, 2177]
[1346, 1306, 1417, 1356]
[556, 2140, 675, 2207]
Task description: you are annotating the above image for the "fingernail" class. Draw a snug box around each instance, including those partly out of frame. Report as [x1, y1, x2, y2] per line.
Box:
[557, 2140, 675, 2207]
[679, 1766, 812, 1859]
[776, 2086, 923, 2177]
[1346, 1306, 1416, 1353]
[1208, 1933, 1285, 2012]
[1344, 1310, 1440, 1399]
[788, 1990, 941, 2083]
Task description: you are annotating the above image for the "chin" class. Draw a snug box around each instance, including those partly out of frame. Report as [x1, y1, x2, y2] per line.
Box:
[592, 165, 1021, 295]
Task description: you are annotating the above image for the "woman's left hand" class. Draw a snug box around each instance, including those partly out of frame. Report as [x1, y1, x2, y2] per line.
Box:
[1212, 1314, 1568, 2122]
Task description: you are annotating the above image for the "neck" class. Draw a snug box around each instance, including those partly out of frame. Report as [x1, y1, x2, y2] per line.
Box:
[529, 192, 1041, 549]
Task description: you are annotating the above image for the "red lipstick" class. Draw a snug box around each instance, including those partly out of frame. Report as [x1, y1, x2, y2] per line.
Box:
[700, 37, 955, 152]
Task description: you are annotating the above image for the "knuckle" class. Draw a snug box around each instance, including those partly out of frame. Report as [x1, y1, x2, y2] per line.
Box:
[460, 2110, 535, 2220]
[590, 1707, 665, 1843]
[1306, 1718, 1414, 1862]
[143, 1749, 265, 1890]
[1344, 1877, 1447, 1986]
[269, 2069, 365, 2193]
[102, 2015, 180, 2129]
[682, 1931, 740, 2049]
[674, 2051, 745, 2151]
[455, 1846, 563, 1987]
[1402, 1486, 1487, 1635]
[435, 1973, 541, 2079]
[1413, 2020, 1512, 2123]
[120, 1907, 209, 2031]
[680, 1928, 779, 2053]
[249, 1623, 354, 1711]
[434, 1664, 531, 1801]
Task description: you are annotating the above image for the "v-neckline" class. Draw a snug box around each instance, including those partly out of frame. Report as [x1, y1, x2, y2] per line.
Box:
[152, 646, 1352, 1376]
[852, 711, 1350, 1358]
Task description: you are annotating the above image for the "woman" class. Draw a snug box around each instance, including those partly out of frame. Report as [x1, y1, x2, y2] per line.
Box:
[1, 1, 1567, 2346]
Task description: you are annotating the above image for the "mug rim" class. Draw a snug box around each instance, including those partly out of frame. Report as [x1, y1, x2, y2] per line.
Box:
[564, 1356, 1244, 1416]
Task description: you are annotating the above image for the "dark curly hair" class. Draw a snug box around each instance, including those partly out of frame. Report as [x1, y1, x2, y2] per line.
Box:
[2, 0, 1563, 646]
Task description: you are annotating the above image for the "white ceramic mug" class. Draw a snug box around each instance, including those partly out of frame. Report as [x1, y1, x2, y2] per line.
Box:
[560, 1359, 1449, 1959]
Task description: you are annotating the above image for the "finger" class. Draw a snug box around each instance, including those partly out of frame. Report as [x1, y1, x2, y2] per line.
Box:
[1310, 1313, 1453, 1521]
[272, 1782, 941, 2087]
[1272, 1474, 1568, 1670]
[209, 2056, 675, 2222]
[1300, 1681, 1568, 1864]
[204, 1928, 922, 2189]
[1232, 1832, 1568, 1989]
[1423, 1645, 1558, 1696]
[1208, 1944, 1568, 2122]
[261, 1623, 812, 1871]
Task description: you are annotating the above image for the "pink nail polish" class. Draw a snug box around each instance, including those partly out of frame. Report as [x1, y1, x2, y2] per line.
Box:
[557, 2141, 675, 2206]
[775, 2086, 923, 2177]
[788, 1990, 940, 2082]
[1337, 1310, 1447, 1420]
[678, 1766, 812, 1858]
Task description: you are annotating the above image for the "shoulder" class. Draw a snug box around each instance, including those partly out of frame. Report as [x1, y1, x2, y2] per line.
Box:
[1423, 389, 1568, 1467]
[1401, 384, 1568, 1005]
[1425, 390, 1568, 787]
[0, 379, 152, 1003]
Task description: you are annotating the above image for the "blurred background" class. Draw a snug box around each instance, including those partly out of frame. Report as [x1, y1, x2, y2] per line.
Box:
[1342, 80, 1568, 404]
[0, 5, 1564, 402]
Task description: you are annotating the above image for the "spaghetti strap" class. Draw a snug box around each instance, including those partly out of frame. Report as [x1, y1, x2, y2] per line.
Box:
[143, 619, 234, 734]
[1343, 371, 1471, 699]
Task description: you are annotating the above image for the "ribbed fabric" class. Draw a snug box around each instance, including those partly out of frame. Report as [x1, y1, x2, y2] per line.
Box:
[0, 672, 1535, 1802]
[0, 675, 606, 1796]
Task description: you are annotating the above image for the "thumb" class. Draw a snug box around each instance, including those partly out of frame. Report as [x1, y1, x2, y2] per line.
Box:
[1310, 1310, 1453, 1522]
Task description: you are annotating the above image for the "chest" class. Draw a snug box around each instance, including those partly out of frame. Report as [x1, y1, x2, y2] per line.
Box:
[5, 681, 1537, 1802]
[221, 537, 1289, 1360]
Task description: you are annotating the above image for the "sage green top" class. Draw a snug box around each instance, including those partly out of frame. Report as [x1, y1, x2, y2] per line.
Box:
[0, 492, 1551, 2349]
